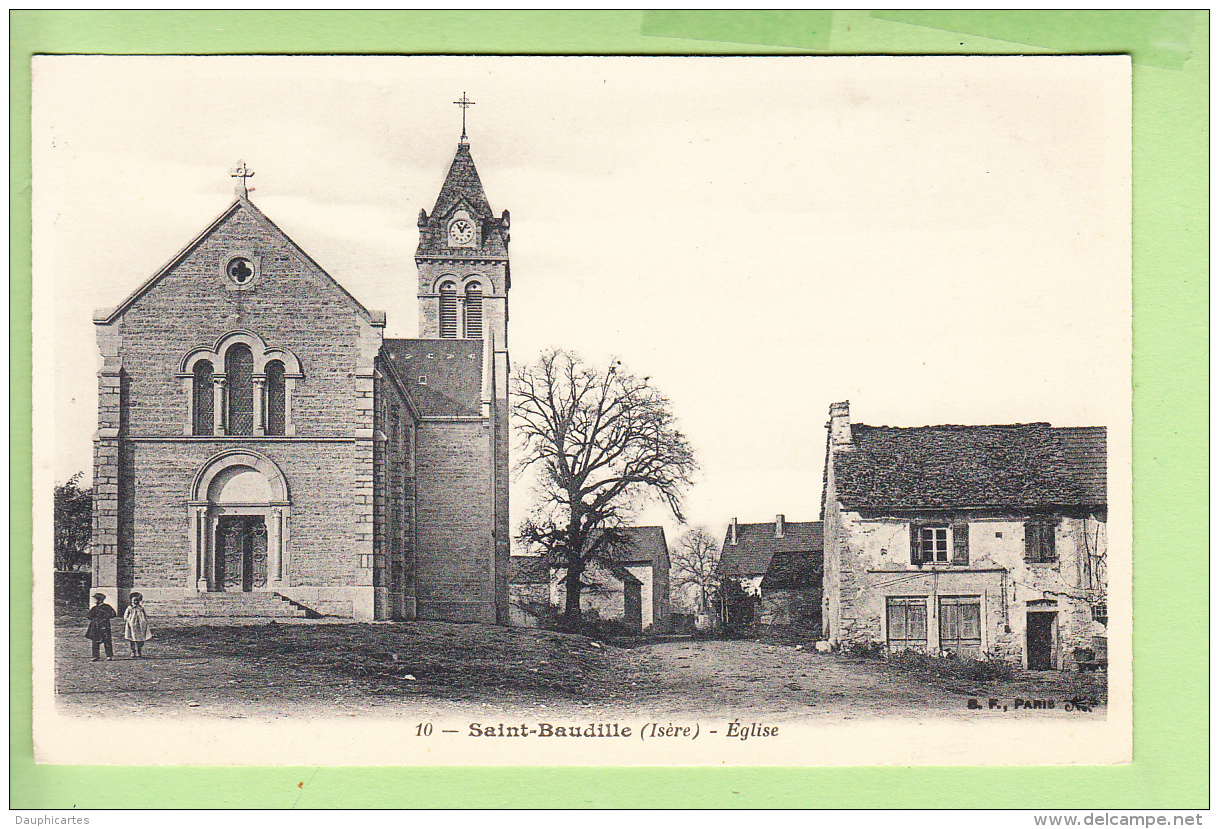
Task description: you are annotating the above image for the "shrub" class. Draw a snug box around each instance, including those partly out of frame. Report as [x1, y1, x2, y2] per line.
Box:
[843, 640, 886, 659]
[887, 649, 1017, 681]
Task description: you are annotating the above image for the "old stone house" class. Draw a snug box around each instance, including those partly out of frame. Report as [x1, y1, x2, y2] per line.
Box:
[508, 526, 671, 632]
[719, 516, 822, 628]
[90, 135, 511, 622]
[820, 401, 1107, 669]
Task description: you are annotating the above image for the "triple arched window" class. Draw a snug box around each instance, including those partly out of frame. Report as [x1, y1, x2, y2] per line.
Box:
[180, 332, 302, 437]
[437, 279, 486, 339]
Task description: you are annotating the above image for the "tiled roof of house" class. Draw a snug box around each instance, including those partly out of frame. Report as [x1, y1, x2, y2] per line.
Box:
[599, 525, 667, 565]
[381, 338, 484, 418]
[833, 423, 1106, 510]
[509, 556, 551, 585]
[510, 525, 665, 585]
[1053, 426, 1107, 504]
[720, 521, 823, 578]
[760, 551, 822, 590]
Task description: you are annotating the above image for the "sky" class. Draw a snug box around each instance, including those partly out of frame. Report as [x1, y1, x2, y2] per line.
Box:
[31, 55, 1131, 547]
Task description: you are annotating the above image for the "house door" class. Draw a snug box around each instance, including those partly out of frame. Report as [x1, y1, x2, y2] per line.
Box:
[216, 516, 268, 592]
[1026, 611, 1056, 670]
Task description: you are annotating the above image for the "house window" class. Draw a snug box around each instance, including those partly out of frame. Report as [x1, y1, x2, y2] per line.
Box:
[463, 282, 483, 339]
[914, 526, 948, 564]
[1025, 518, 1057, 563]
[225, 343, 255, 436]
[192, 360, 214, 435]
[439, 282, 458, 338]
[938, 596, 982, 658]
[265, 360, 286, 436]
[886, 597, 927, 651]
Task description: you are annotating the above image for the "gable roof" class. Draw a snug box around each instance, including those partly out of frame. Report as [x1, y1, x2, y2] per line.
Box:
[380, 338, 484, 418]
[832, 423, 1106, 511]
[95, 196, 378, 326]
[720, 521, 823, 578]
[597, 526, 668, 566]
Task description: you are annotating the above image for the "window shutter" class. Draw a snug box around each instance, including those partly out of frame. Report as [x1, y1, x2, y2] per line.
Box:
[910, 524, 922, 564]
[463, 283, 483, 339]
[952, 522, 969, 565]
[1024, 520, 1038, 563]
[439, 284, 458, 338]
[1044, 518, 1056, 562]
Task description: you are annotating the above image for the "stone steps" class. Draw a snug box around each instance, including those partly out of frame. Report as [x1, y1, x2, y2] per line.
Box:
[145, 592, 312, 618]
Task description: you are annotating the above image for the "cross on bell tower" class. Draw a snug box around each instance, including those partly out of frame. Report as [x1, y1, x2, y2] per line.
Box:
[453, 92, 475, 145]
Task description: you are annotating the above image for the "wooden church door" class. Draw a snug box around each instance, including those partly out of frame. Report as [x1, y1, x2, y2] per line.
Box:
[216, 516, 268, 592]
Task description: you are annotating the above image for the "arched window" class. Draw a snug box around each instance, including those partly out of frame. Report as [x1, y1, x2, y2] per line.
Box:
[193, 360, 214, 435]
[226, 344, 254, 436]
[464, 282, 483, 339]
[265, 360, 286, 436]
[439, 282, 458, 338]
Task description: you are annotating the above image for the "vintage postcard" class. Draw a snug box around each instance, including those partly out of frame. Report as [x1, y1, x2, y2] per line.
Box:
[31, 54, 1131, 766]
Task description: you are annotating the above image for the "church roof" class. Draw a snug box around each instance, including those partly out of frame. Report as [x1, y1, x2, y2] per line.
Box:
[416, 142, 509, 259]
[432, 143, 493, 219]
[94, 196, 380, 327]
[381, 338, 485, 418]
[831, 423, 1106, 510]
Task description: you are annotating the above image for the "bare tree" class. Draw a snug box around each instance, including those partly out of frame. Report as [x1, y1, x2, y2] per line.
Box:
[672, 526, 721, 614]
[514, 350, 697, 629]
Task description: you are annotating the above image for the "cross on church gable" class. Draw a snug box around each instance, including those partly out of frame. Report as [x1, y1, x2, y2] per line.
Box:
[230, 160, 255, 197]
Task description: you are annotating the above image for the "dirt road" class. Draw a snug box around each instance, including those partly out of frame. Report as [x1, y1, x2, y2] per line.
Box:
[53, 620, 1105, 722]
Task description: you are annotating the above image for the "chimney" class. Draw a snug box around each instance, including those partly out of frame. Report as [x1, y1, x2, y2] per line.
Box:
[775, 514, 785, 539]
[730, 517, 738, 546]
[829, 400, 852, 448]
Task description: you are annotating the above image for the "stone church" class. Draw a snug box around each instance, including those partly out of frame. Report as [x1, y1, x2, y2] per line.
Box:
[89, 133, 511, 622]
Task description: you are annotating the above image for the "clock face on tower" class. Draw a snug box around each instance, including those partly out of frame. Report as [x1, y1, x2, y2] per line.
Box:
[448, 218, 475, 246]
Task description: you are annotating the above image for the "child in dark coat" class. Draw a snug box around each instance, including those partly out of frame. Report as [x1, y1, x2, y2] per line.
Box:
[85, 593, 116, 661]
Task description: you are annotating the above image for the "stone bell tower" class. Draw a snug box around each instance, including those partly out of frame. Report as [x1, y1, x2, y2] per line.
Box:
[413, 101, 512, 622]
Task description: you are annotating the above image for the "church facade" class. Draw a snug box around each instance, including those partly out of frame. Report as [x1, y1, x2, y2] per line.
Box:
[89, 138, 511, 622]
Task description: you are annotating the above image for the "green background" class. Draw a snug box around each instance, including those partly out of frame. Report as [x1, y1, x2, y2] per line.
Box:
[10, 10, 1208, 808]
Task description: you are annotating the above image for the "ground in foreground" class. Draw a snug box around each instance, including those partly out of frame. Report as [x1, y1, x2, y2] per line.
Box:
[54, 619, 1106, 722]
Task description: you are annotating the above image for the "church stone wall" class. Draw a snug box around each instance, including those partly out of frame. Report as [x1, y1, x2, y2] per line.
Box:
[413, 420, 496, 622]
[121, 441, 360, 587]
[116, 207, 363, 438]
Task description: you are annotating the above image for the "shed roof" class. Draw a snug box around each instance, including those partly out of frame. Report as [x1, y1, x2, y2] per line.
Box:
[760, 551, 822, 590]
[381, 338, 484, 418]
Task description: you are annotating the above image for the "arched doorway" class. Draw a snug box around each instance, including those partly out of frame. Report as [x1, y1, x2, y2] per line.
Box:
[189, 451, 291, 593]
